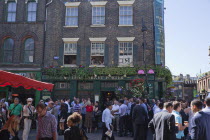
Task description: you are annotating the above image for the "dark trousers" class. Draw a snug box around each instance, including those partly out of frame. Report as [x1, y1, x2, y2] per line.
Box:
[119, 115, 126, 135]
[39, 138, 53, 140]
[101, 122, 115, 140]
[82, 113, 86, 129]
[134, 124, 146, 140]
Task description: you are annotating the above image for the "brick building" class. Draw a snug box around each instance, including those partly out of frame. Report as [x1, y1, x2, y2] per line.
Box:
[197, 72, 210, 99]
[0, 0, 46, 104]
[0, 0, 167, 103]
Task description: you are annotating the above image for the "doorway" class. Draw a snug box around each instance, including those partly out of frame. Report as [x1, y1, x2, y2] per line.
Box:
[100, 91, 116, 110]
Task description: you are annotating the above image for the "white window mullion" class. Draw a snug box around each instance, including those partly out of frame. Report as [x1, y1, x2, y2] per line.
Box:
[118, 42, 133, 66]
[65, 7, 78, 26]
[92, 6, 105, 25]
[119, 6, 133, 25]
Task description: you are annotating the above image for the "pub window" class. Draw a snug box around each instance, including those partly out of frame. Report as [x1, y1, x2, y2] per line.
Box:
[101, 82, 118, 88]
[24, 38, 34, 63]
[60, 83, 66, 88]
[78, 82, 93, 90]
[64, 43, 77, 65]
[55, 82, 70, 89]
[90, 42, 104, 66]
[119, 42, 133, 66]
[2, 38, 14, 63]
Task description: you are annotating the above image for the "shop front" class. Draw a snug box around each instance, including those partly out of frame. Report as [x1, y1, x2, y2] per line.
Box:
[0, 70, 54, 105]
[44, 75, 165, 104]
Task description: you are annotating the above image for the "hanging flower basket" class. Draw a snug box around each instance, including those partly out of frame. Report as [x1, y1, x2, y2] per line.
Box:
[130, 78, 145, 97]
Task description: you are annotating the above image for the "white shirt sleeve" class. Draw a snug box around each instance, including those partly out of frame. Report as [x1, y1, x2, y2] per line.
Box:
[104, 110, 111, 130]
[119, 106, 122, 115]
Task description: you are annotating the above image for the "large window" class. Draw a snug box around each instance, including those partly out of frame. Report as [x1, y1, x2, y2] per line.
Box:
[64, 43, 77, 65]
[2, 38, 14, 63]
[92, 6, 105, 25]
[7, 2, 16, 22]
[27, 2, 37, 22]
[119, 42, 133, 66]
[24, 38, 34, 63]
[65, 7, 78, 26]
[119, 6, 133, 25]
[91, 42, 104, 65]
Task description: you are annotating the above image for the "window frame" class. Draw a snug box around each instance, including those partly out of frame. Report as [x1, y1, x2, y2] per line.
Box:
[119, 5, 133, 26]
[92, 6, 105, 25]
[63, 42, 78, 66]
[2, 37, 14, 63]
[23, 38, 35, 63]
[65, 7, 79, 27]
[118, 41, 133, 66]
[6, 1, 17, 22]
[90, 42, 105, 66]
[27, 1, 37, 22]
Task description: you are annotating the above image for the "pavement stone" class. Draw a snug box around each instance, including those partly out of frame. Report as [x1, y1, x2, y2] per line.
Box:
[19, 129, 153, 140]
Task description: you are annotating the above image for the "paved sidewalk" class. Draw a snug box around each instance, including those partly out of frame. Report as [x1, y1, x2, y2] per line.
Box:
[19, 129, 153, 140]
[19, 129, 135, 140]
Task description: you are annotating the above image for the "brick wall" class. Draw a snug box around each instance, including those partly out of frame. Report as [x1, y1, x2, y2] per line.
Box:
[44, 0, 155, 67]
[0, 0, 46, 68]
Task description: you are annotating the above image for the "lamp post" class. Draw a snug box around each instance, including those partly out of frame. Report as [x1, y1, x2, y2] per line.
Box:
[209, 46, 210, 56]
[141, 18, 149, 96]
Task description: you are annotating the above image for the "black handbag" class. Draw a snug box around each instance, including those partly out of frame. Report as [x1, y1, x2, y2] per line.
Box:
[95, 110, 102, 116]
[28, 106, 34, 120]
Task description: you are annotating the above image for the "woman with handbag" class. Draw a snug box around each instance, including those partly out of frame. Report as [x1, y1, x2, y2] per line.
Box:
[22, 98, 35, 140]
[93, 101, 101, 132]
[64, 112, 88, 140]
[0, 115, 20, 140]
[59, 102, 68, 135]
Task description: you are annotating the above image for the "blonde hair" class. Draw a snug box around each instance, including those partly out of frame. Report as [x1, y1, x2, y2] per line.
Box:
[67, 112, 82, 124]
[2, 115, 20, 136]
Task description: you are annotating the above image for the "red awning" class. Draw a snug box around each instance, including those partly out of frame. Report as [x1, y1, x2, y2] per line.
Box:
[0, 70, 54, 91]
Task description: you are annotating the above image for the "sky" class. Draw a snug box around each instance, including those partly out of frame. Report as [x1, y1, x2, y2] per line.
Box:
[165, 0, 210, 77]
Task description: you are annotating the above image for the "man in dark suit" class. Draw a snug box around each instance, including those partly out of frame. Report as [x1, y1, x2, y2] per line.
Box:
[130, 99, 136, 137]
[148, 102, 176, 140]
[191, 99, 210, 140]
[132, 99, 148, 140]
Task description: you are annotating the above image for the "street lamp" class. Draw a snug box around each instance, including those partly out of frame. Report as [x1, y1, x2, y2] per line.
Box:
[141, 18, 149, 96]
[209, 46, 210, 56]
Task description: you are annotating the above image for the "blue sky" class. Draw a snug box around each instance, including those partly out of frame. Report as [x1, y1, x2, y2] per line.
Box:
[165, 0, 210, 77]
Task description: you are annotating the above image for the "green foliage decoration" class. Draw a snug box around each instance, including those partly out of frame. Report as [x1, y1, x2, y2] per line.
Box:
[42, 65, 172, 85]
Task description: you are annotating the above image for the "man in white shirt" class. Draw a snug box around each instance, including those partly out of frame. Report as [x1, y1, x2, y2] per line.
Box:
[112, 100, 120, 133]
[203, 97, 210, 113]
[154, 102, 163, 114]
[119, 99, 128, 137]
[65, 99, 71, 115]
[22, 98, 35, 140]
[102, 102, 114, 140]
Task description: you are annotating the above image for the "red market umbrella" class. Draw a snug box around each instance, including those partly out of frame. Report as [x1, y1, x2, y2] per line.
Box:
[0, 70, 54, 91]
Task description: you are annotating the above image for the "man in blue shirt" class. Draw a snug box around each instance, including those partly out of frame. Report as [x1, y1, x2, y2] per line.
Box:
[172, 101, 188, 140]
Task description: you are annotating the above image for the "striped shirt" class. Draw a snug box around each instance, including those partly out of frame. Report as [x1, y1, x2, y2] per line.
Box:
[37, 112, 57, 138]
[73, 104, 81, 113]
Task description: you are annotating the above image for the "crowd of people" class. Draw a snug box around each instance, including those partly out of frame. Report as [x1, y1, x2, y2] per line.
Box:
[0, 96, 210, 140]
